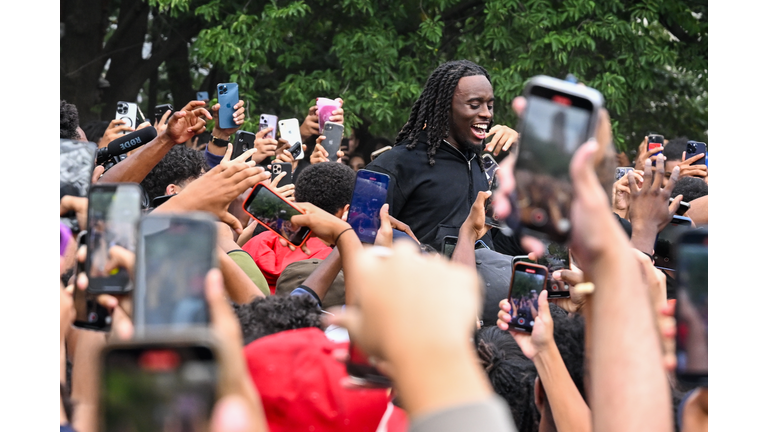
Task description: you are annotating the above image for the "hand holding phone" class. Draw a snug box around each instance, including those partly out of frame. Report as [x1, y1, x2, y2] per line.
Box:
[216, 83, 239, 129]
[320, 122, 344, 162]
[233, 131, 256, 160]
[647, 134, 664, 152]
[242, 184, 312, 247]
[154, 104, 174, 125]
[73, 231, 113, 332]
[259, 114, 278, 141]
[348, 170, 390, 244]
[270, 162, 293, 189]
[675, 228, 707, 387]
[505, 262, 549, 333]
[278, 119, 304, 160]
[115, 101, 138, 135]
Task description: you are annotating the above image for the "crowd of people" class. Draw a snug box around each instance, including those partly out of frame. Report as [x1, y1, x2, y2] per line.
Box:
[59, 58, 708, 432]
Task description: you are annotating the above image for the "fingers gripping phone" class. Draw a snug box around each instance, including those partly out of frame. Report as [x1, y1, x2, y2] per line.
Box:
[134, 213, 218, 336]
[507, 262, 549, 333]
[259, 114, 278, 141]
[648, 134, 664, 152]
[73, 231, 113, 332]
[242, 184, 312, 247]
[512, 76, 604, 243]
[347, 169, 390, 244]
[233, 130, 256, 160]
[653, 215, 693, 271]
[441, 236, 458, 258]
[686, 141, 707, 166]
[99, 336, 219, 431]
[154, 104, 173, 125]
[321, 121, 344, 162]
[675, 228, 707, 387]
[270, 162, 293, 189]
[216, 83, 239, 129]
[278, 118, 304, 160]
[115, 101, 138, 135]
[85, 183, 143, 294]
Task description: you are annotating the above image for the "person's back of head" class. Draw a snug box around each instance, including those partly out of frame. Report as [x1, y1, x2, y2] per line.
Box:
[475, 326, 540, 432]
[663, 137, 689, 161]
[140, 145, 209, 204]
[294, 162, 356, 216]
[671, 177, 708, 203]
[233, 294, 323, 346]
[60, 100, 81, 140]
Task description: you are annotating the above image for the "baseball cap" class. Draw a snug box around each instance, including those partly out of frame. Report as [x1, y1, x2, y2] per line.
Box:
[244, 327, 406, 432]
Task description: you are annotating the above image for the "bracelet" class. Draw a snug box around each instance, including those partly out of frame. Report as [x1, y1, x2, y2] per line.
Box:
[211, 136, 230, 147]
[333, 227, 354, 246]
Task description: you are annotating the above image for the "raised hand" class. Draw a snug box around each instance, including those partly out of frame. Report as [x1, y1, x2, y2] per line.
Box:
[98, 119, 134, 148]
[633, 136, 663, 172]
[300, 105, 320, 142]
[210, 99, 246, 138]
[484, 125, 519, 157]
[164, 100, 212, 144]
[252, 127, 278, 163]
[679, 151, 708, 184]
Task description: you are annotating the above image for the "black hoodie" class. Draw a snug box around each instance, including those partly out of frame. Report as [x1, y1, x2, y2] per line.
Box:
[366, 132, 494, 250]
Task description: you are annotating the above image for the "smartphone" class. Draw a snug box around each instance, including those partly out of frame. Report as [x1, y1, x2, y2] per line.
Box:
[507, 262, 549, 333]
[73, 231, 113, 332]
[345, 339, 392, 388]
[648, 134, 664, 152]
[321, 121, 344, 162]
[259, 114, 278, 140]
[242, 183, 312, 247]
[196, 91, 209, 101]
[615, 167, 634, 181]
[134, 213, 218, 335]
[154, 104, 173, 125]
[99, 336, 219, 431]
[475, 239, 490, 250]
[686, 141, 707, 166]
[115, 101, 138, 135]
[512, 75, 604, 243]
[216, 83, 239, 129]
[537, 240, 571, 299]
[233, 130, 255, 160]
[653, 215, 693, 271]
[481, 154, 499, 186]
[270, 162, 293, 189]
[671, 197, 691, 216]
[442, 236, 458, 258]
[370, 146, 392, 161]
[85, 183, 143, 294]
[674, 228, 707, 387]
[347, 169, 390, 244]
[485, 172, 501, 229]
[278, 118, 303, 160]
[288, 141, 303, 160]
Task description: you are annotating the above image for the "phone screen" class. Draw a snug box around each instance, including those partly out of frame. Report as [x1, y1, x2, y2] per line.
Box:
[653, 216, 693, 271]
[675, 229, 707, 386]
[243, 184, 311, 247]
[137, 216, 215, 330]
[101, 344, 218, 431]
[514, 85, 597, 243]
[442, 236, 458, 258]
[74, 232, 112, 332]
[86, 184, 142, 293]
[538, 240, 571, 298]
[348, 170, 390, 244]
[507, 263, 548, 333]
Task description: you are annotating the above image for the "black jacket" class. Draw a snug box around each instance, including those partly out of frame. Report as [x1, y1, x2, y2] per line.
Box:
[366, 132, 494, 250]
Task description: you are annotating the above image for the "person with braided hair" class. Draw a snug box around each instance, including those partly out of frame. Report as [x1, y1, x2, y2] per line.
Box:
[366, 60, 519, 250]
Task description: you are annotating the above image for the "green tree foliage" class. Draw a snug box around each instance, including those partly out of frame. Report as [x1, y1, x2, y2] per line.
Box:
[136, 0, 709, 150]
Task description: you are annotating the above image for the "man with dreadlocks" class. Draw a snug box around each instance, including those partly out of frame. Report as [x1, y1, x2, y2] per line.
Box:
[367, 60, 519, 250]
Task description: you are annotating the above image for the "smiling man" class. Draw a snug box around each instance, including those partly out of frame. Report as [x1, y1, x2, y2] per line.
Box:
[366, 60, 518, 250]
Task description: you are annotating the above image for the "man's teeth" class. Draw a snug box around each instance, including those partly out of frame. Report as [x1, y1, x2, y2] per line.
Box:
[472, 124, 488, 130]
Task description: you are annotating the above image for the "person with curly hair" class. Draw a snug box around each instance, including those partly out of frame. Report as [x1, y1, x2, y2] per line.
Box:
[60, 100, 86, 141]
[140, 145, 210, 207]
[365, 60, 519, 250]
[242, 162, 356, 293]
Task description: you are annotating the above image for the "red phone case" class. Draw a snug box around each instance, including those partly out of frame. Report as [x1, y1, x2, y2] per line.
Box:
[242, 184, 312, 248]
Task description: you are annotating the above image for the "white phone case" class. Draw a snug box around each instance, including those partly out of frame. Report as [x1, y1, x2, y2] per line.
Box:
[115, 101, 138, 135]
[278, 118, 304, 160]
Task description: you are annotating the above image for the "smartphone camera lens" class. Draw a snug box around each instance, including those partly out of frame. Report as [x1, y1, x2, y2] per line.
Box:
[117, 103, 127, 115]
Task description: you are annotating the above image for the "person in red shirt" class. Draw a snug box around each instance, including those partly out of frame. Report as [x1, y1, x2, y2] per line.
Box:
[242, 162, 356, 293]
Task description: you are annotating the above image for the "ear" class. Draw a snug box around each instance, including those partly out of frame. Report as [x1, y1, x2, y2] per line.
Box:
[337, 204, 350, 222]
[534, 376, 545, 414]
[165, 184, 181, 196]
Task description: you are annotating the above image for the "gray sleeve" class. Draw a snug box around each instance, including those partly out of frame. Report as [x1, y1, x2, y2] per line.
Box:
[408, 395, 517, 432]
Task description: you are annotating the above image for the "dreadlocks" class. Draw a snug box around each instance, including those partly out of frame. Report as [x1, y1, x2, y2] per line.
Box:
[395, 60, 492, 166]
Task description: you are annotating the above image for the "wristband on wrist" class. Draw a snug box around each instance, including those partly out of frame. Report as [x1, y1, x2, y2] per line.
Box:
[333, 227, 354, 246]
[211, 136, 230, 148]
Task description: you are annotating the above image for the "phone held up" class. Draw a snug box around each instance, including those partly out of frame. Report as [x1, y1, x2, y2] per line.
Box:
[647, 133, 664, 152]
[507, 262, 549, 333]
[278, 118, 304, 160]
[154, 104, 173, 125]
[321, 121, 344, 162]
[85, 183, 143, 294]
[233, 130, 255, 161]
[99, 335, 220, 431]
[73, 230, 113, 332]
[242, 183, 312, 248]
[653, 215, 693, 271]
[115, 101, 139, 135]
[133, 213, 218, 336]
[270, 162, 293, 189]
[347, 169, 390, 244]
[441, 236, 458, 259]
[615, 167, 634, 181]
[196, 91, 209, 101]
[511, 75, 604, 244]
[674, 228, 707, 387]
[686, 141, 707, 166]
[216, 83, 239, 129]
[259, 114, 278, 140]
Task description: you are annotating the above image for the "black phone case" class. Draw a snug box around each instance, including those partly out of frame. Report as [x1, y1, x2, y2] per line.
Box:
[271, 163, 293, 188]
[321, 122, 344, 162]
[233, 131, 255, 160]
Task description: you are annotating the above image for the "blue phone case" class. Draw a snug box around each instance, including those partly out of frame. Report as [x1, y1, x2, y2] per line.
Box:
[348, 170, 390, 244]
[217, 83, 239, 129]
